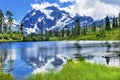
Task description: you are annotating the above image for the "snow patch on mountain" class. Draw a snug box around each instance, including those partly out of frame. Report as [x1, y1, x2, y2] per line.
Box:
[38, 17, 44, 22]
[25, 22, 39, 34]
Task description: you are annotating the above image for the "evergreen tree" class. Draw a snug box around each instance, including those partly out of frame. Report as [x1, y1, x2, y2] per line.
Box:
[112, 17, 116, 28]
[75, 18, 80, 36]
[92, 22, 96, 32]
[96, 26, 106, 38]
[20, 22, 23, 33]
[54, 29, 59, 37]
[71, 26, 76, 36]
[83, 27, 87, 35]
[118, 13, 120, 27]
[61, 28, 65, 37]
[44, 29, 49, 40]
[85, 24, 88, 33]
[66, 28, 70, 37]
[3, 23, 8, 33]
[6, 10, 13, 32]
[105, 15, 111, 31]
[49, 30, 53, 37]
[0, 9, 5, 32]
[115, 18, 118, 28]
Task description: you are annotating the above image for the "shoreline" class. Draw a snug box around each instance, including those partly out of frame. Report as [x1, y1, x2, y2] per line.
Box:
[0, 39, 120, 43]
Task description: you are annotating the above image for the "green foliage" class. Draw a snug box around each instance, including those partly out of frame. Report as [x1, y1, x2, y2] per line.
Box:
[0, 34, 3, 39]
[75, 18, 81, 36]
[67, 59, 73, 62]
[65, 29, 70, 37]
[27, 61, 120, 80]
[82, 27, 87, 35]
[92, 22, 96, 32]
[0, 9, 4, 33]
[23, 33, 50, 41]
[76, 55, 85, 61]
[0, 32, 23, 42]
[118, 13, 120, 27]
[0, 72, 14, 80]
[112, 17, 116, 28]
[68, 28, 120, 40]
[96, 26, 106, 38]
[6, 10, 13, 33]
[3, 23, 8, 33]
[105, 15, 111, 31]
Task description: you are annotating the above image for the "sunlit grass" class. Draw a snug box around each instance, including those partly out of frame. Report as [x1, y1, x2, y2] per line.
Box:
[27, 60, 120, 80]
[50, 28, 120, 41]
[0, 71, 14, 80]
[70, 28, 120, 40]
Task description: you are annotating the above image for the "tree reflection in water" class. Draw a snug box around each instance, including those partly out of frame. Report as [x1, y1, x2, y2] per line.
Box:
[0, 50, 8, 72]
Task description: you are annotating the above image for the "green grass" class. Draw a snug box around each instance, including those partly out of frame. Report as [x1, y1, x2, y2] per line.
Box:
[0, 40, 22, 42]
[27, 60, 120, 80]
[49, 28, 120, 41]
[70, 28, 120, 40]
[0, 71, 14, 80]
[0, 32, 24, 42]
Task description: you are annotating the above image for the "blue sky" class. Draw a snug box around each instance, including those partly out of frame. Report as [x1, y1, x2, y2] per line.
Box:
[0, 0, 120, 21]
[0, 0, 34, 21]
[0, 0, 73, 21]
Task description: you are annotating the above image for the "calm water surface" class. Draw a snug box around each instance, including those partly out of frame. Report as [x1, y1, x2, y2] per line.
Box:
[0, 41, 120, 80]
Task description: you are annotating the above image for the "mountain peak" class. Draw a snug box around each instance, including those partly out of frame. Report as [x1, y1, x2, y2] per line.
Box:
[22, 5, 94, 34]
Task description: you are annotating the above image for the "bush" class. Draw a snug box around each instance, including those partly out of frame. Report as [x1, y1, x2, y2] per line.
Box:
[78, 55, 85, 61]
[3, 34, 10, 40]
[32, 36, 39, 41]
[0, 34, 3, 39]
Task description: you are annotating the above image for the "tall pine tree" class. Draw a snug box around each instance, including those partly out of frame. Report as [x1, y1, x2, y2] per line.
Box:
[92, 22, 96, 32]
[118, 13, 120, 27]
[105, 15, 111, 31]
[115, 18, 118, 28]
[112, 17, 116, 28]
[0, 9, 5, 32]
[6, 10, 13, 33]
[75, 18, 80, 36]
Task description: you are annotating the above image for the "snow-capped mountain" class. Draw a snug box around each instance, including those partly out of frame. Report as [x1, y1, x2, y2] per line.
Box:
[21, 5, 94, 34]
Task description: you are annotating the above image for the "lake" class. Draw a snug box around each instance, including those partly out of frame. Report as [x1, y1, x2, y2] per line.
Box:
[0, 41, 120, 80]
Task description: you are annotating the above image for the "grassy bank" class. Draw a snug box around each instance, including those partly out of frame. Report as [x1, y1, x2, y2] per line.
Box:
[0, 40, 22, 43]
[70, 28, 120, 40]
[0, 32, 24, 42]
[50, 28, 120, 41]
[0, 72, 13, 80]
[27, 60, 120, 80]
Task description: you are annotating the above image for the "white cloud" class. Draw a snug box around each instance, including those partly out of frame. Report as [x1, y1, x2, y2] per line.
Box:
[31, 2, 59, 10]
[31, 0, 120, 20]
[100, 0, 120, 6]
[59, 0, 120, 20]
[59, 0, 75, 3]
